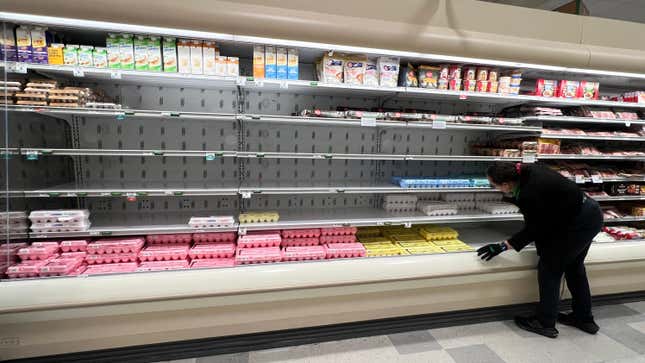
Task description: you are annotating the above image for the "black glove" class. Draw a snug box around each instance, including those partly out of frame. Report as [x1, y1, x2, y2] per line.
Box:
[477, 242, 508, 261]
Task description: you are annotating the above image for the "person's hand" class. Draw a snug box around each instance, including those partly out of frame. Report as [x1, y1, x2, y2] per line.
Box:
[477, 242, 508, 261]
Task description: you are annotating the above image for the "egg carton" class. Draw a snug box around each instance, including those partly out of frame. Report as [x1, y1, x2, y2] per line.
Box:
[281, 237, 320, 247]
[6, 258, 57, 278]
[60, 251, 87, 260]
[356, 227, 382, 238]
[475, 193, 504, 202]
[192, 232, 237, 243]
[358, 236, 392, 244]
[365, 246, 408, 257]
[146, 233, 193, 244]
[404, 246, 445, 254]
[417, 202, 459, 216]
[136, 259, 190, 272]
[235, 247, 283, 264]
[0, 211, 28, 221]
[0, 224, 29, 233]
[455, 201, 477, 210]
[417, 194, 442, 202]
[419, 226, 459, 241]
[237, 233, 282, 248]
[383, 204, 417, 213]
[320, 227, 357, 236]
[188, 216, 236, 229]
[431, 239, 468, 246]
[324, 243, 367, 259]
[0, 242, 28, 256]
[67, 264, 88, 276]
[139, 245, 190, 261]
[86, 252, 139, 264]
[83, 262, 139, 275]
[190, 258, 236, 269]
[441, 244, 475, 252]
[86, 237, 145, 254]
[281, 228, 321, 238]
[30, 241, 60, 248]
[477, 202, 520, 215]
[395, 178, 472, 189]
[29, 209, 90, 224]
[60, 239, 89, 252]
[17, 246, 60, 260]
[441, 193, 475, 202]
[30, 221, 91, 233]
[383, 195, 418, 205]
[238, 212, 280, 224]
[39, 257, 85, 277]
[320, 235, 357, 244]
[282, 246, 327, 261]
[188, 242, 236, 259]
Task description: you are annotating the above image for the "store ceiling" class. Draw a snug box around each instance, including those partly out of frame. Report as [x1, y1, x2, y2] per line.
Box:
[480, 0, 645, 24]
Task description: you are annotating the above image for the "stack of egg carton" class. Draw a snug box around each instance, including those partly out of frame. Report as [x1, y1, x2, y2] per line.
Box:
[0, 211, 29, 235]
[382, 195, 418, 213]
[238, 211, 280, 224]
[419, 226, 474, 252]
[359, 235, 407, 257]
[15, 79, 55, 106]
[320, 227, 366, 259]
[441, 193, 476, 211]
[0, 80, 22, 105]
[1, 242, 28, 277]
[189, 232, 237, 269]
[281, 228, 326, 261]
[417, 201, 459, 216]
[29, 209, 91, 233]
[7, 241, 87, 278]
[235, 231, 283, 264]
[475, 192, 519, 214]
[84, 237, 144, 275]
[138, 233, 193, 272]
[188, 215, 236, 229]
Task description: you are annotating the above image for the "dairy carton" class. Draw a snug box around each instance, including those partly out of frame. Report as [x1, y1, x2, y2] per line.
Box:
[287, 48, 299, 80]
[162, 37, 177, 72]
[215, 55, 227, 76]
[47, 43, 64, 65]
[203, 41, 216, 75]
[177, 39, 191, 74]
[0, 27, 17, 61]
[93, 47, 108, 68]
[253, 45, 265, 78]
[15, 25, 32, 63]
[63, 44, 79, 66]
[106, 33, 120, 68]
[78, 45, 93, 67]
[30, 27, 48, 64]
[276, 47, 287, 79]
[134, 35, 149, 71]
[265, 46, 276, 79]
[227, 57, 239, 76]
[190, 40, 203, 75]
[147, 36, 162, 71]
[119, 34, 134, 70]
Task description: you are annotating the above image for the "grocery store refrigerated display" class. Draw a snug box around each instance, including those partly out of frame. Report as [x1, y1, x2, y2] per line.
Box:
[1, 9, 645, 362]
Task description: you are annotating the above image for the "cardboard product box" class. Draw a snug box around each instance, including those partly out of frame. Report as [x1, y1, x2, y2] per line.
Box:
[253, 45, 265, 79]
[30, 27, 48, 64]
[119, 34, 134, 70]
[203, 41, 217, 75]
[106, 33, 121, 69]
[47, 43, 64, 65]
[190, 40, 203, 75]
[162, 37, 177, 72]
[265, 45, 276, 79]
[287, 48, 299, 80]
[134, 35, 149, 71]
[15, 25, 32, 63]
[177, 39, 191, 74]
[147, 36, 162, 71]
[276, 47, 287, 80]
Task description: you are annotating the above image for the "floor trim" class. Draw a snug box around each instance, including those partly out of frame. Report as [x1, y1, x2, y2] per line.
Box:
[6, 290, 645, 363]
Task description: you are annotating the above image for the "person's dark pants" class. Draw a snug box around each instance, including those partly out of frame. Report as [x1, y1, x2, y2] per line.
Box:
[535, 198, 603, 327]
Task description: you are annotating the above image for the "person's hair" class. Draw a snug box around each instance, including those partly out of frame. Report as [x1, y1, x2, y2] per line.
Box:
[487, 162, 520, 184]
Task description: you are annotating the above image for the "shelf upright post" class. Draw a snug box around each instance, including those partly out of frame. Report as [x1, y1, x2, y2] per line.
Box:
[70, 115, 86, 209]
[236, 84, 247, 214]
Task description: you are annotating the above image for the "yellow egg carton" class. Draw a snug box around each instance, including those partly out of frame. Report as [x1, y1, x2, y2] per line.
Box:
[419, 226, 459, 241]
[356, 226, 382, 238]
[404, 246, 445, 254]
[388, 233, 424, 242]
[397, 241, 433, 248]
[366, 246, 409, 257]
[441, 244, 475, 252]
[238, 211, 280, 224]
[358, 236, 392, 244]
[430, 239, 467, 246]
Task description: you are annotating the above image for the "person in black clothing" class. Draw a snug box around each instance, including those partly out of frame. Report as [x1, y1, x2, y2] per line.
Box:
[478, 162, 603, 338]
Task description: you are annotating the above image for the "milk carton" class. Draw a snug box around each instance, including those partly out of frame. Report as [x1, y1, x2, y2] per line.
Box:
[15, 25, 32, 63]
[265, 45, 276, 79]
[30, 27, 48, 64]
[162, 37, 177, 72]
[287, 48, 299, 80]
[190, 40, 203, 75]
[177, 39, 191, 74]
[106, 33, 120, 68]
[119, 34, 134, 69]
[253, 45, 265, 79]
[134, 35, 149, 71]
[203, 41, 216, 75]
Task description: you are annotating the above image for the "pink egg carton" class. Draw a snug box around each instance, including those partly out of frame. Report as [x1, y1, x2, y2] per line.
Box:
[87, 237, 145, 254]
[324, 243, 367, 259]
[0, 242, 28, 257]
[6, 257, 57, 278]
[188, 242, 236, 259]
[30, 241, 60, 248]
[17, 246, 60, 260]
[281, 228, 321, 238]
[136, 259, 190, 272]
[237, 233, 282, 248]
[83, 262, 139, 275]
[86, 252, 139, 264]
[282, 246, 326, 261]
[235, 247, 283, 264]
[39, 257, 85, 277]
[281, 237, 320, 247]
[60, 251, 87, 260]
[320, 234, 357, 244]
[146, 233, 193, 244]
[139, 245, 190, 261]
[320, 227, 357, 236]
[67, 264, 88, 276]
[190, 258, 236, 269]
[60, 239, 89, 252]
[192, 232, 236, 243]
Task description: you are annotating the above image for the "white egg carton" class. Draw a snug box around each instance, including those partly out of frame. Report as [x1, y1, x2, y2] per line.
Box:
[188, 216, 236, 229]
[383, 204, 417, 213]
[29, 209, 90, 224]
[455, 201, 477, 210]
[441, 193, 475, 202]
[417, 194, 441, 202]
[383, 195, 418, 205]
[477, 202, 520, 215]
[0, 211, 28, 221]
[475, 193, 504, 202]
[417, 202, 459, 216]
[30, 221, 91, 233]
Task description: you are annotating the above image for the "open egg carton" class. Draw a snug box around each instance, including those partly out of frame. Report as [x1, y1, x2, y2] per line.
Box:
[477, 202, 520, 215]
[139, 244, 190, 261]
[238, 212, 280, 224]
[281, 228, 321, 238]
[192, 232, 237, 243]
[282, 246, 327, 261]
[324, 243, 367, 259]
[188, 216, 236, 229]
[188, 242, 236, 259]
[235, 247, 283, 264]
[146, 233, 193, 244]
[281, 237, 320, 247]
[417, 201, 459, 216]
[237, 232, 282, 248]
[86, 237, 145, 254]
[190, 258, 236, 269]
[136, 260, 190, 272]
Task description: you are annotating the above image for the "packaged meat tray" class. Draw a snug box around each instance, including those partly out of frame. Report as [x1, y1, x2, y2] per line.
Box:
[39, 257, 85, 277]
[139, 245, 190, 261]
[29, 209, 90, 224]
[190, 258, 236, 269]
[235, 247, 283, 264]
[6, 258, 57, 278]
[281, 228, 321, 238]
[188, 216, 236, 228]
[320, 227, 357, 236]
[281, 237, 320, 247]
[17, 246, 60, 260]
[87, 237, 145, 254]
[237, 233, 282, 248]
[189, 242, 236, 259]
[146, 233, 192, 244]
[60, 239, 89, 252]
[83, 262, 139, 275]
[282, 246, 327, 261]
[192, 232, 236, 243]
[86, 252, 139, 264]
[136, 259, 189, 272]
[320, 235, 357, 244]
[324, 243, 366, 258]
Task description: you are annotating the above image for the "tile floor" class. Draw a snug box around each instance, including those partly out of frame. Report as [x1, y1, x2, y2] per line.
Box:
[157, 301, 645, 363]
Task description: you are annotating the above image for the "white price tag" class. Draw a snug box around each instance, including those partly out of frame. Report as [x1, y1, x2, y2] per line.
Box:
[522, 154, 536, 163]
[432, 120, 447, 129]
[376, 221, 385, 226]
[404, 222, 412, 228]
[236, 77, 247, 86]
[110, 70, 122, 79]
[279, 80, 289, 89]
[73, 67, 85, 77]
[591, 175, 603, 184]
[160, 112, 172, 117]
[625, 122, 631, 127]
[575, 175, 585, 184]
[8, 62, 28, 74]
[238, 228, 247, 236]
[360, 116, 376, 127]
[241, 192, 252, 199]
[253, 79, 264, 87]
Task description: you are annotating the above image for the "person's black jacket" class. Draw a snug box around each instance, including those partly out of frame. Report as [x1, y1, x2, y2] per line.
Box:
[506, 163, 584, 258]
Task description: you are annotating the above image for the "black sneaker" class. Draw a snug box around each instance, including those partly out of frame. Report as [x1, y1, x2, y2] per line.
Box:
[514, 315, 559, 338]
[558, 312, 600, 335]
